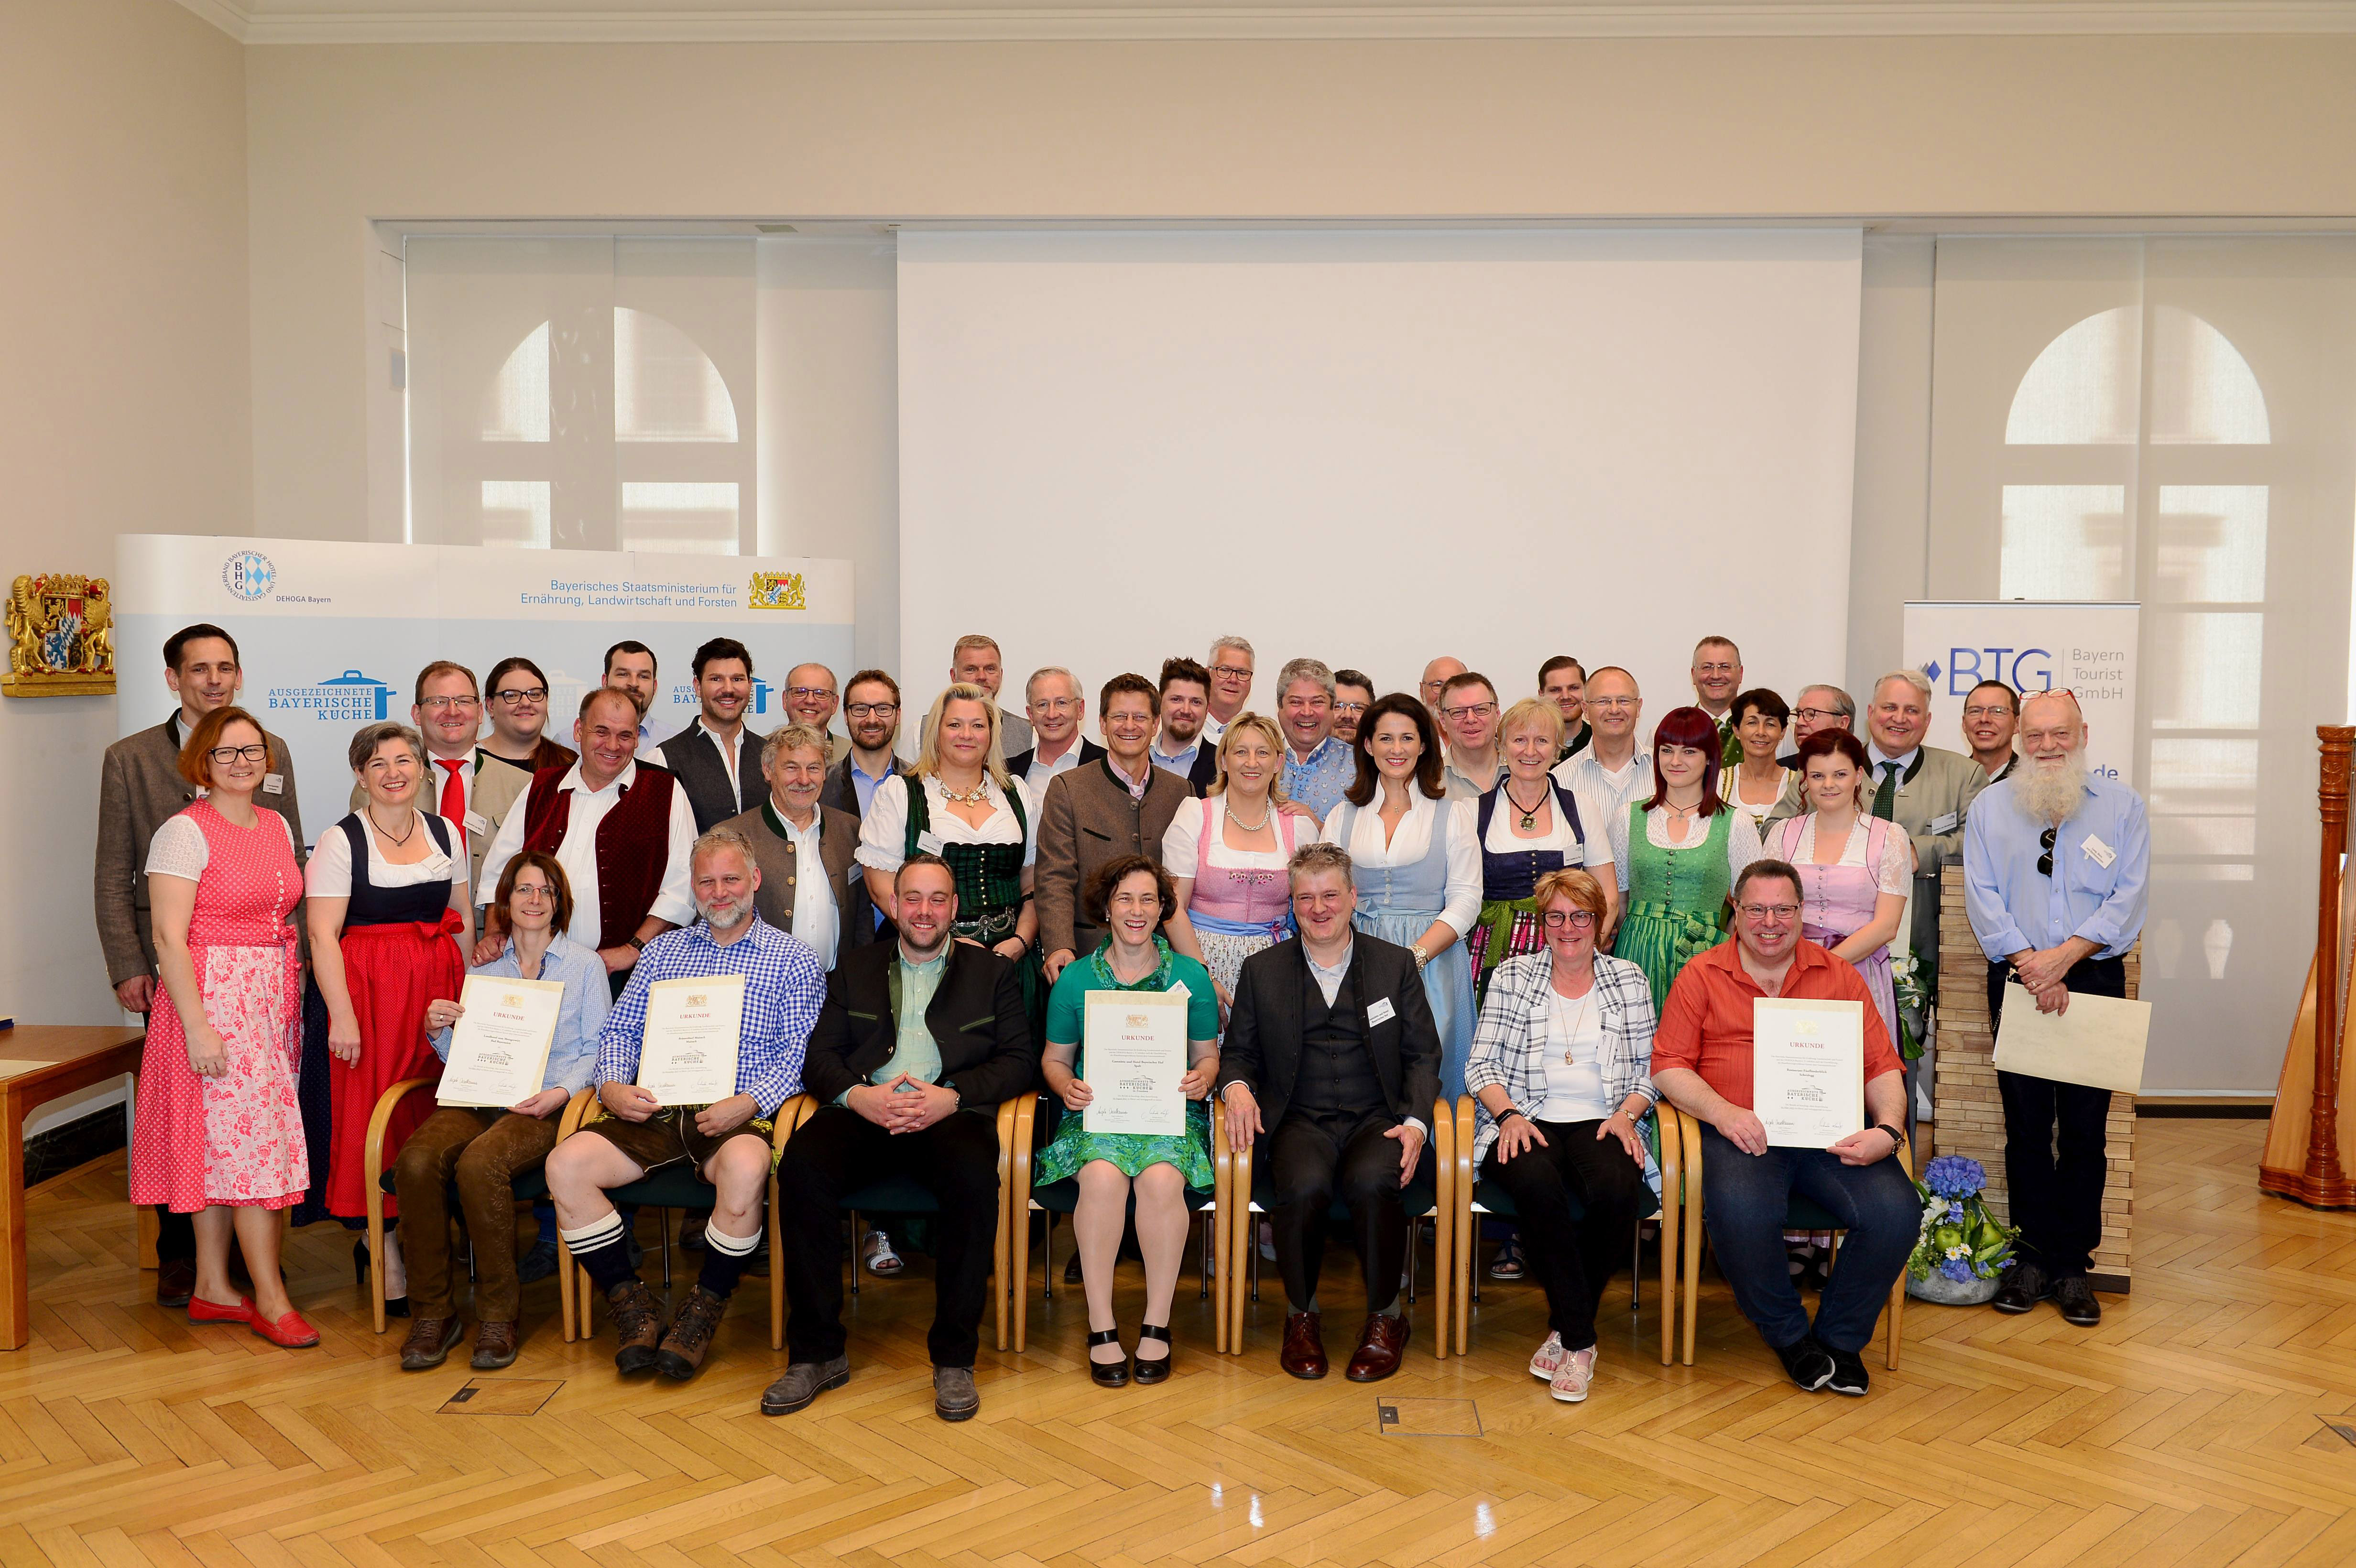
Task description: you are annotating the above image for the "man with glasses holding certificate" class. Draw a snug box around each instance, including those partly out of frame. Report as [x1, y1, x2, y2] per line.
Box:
[543, 827, 825, 1383]
[1652, 860, 1917, 1398]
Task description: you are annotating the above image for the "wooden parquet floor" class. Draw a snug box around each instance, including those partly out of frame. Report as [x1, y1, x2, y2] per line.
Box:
[7, 1118, 2356, 1567]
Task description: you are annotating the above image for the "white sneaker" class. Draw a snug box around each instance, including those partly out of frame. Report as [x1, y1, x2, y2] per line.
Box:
[862, 1229, 905, 1277]
[1549, 1345, 1596, 1403]
[1528, 1331, 1566, 1380]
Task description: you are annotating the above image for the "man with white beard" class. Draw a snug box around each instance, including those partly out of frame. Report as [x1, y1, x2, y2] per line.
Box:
[1962, 691, 2148, 1328]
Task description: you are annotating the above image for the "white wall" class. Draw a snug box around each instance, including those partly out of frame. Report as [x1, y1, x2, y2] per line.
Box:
[1, 0, 251, 1126]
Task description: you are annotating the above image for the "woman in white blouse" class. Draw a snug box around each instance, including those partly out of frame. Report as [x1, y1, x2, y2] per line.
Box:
[303, 720, 471, 1309]
[1318, 693, 1481, 1100]
[1765, 728, 1915, 1048]
[1162, 713, 1307, 1019]
[1724, 687, 1791, 830]
[857, 683, 1042, 1017]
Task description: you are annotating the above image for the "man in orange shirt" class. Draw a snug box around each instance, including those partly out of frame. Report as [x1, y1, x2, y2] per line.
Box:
[1652, 860, 1918, 1397]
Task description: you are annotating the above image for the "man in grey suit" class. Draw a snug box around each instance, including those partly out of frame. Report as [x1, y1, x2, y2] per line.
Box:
[94, 622, 306, 1307]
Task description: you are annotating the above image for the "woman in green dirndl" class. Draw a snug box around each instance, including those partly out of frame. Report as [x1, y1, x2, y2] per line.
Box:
[857, 682, 1045, 1031]
[1036, 855, 1220, 1386]
[1608, 706, 1765, 1010]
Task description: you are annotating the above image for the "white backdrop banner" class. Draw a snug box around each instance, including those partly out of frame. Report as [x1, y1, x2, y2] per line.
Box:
[114, 536, 854, 842]
[1903, 601, 2140, 785]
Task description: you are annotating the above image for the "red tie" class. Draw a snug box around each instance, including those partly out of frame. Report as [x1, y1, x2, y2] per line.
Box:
[437, 758, 468, 849]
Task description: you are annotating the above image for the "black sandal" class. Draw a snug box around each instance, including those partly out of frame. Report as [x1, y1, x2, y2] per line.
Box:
[1087, 1328, 1130, 1387]
[1132, 1323, 1173, 1385]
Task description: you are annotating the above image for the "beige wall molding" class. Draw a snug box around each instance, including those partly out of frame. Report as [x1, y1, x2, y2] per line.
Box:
[177, 0, 2356, 46]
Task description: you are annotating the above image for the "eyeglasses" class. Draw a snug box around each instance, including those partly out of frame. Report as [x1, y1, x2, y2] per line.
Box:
[510, 883, 552, 902]
[1440, 701, 1497, 722]
[491, 686, 548, 706]
[1332, 701, 1368, 716]
[1962, 705, 2013, 721]
[845, 702, 898, 719]
[1791, 707, 1842, 722]
[1736, 903, 1801, 921]
[418, 695, 480, 711]
[2037, 826, 2057, 878]
[1589, 697, 1639, 711]
[785, 686, 837, 703]
[1033, 697, 1081, 712]
[1210, 664, 1253, 681]
[207, 744, 269, 764]
[1540, 910, 1597, 930]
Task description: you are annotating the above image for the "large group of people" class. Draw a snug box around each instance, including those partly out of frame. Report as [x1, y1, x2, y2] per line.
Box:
[92, 621, 2146, 1415]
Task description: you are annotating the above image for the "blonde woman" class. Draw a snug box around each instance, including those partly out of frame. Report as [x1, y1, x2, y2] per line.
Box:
[857, 682, 1042, 1019]
[1163, 712, 1307, 1016]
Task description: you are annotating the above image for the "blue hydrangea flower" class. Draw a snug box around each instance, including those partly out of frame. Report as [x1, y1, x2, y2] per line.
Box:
[1939, 1256, 1973, 1284]
[1922, 1156, 1987, 1200]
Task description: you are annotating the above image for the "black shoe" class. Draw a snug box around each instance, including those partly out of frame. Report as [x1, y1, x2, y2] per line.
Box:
[354, 1237, 409, 1317]
[156, 1258, 196, 1309]
[1132, 1323, 1172, 1385]
[1774, 1333, 1834, 1392]
[2052, 1276, 2102, 1327]
[1825, 1346, 1869, 1396]
[516, 1239, 559, 1285]
[1991, 1260, 2050, 1315]
[1087, 1328, 1129, 1388]
[1064, 1252, 1084, 1285]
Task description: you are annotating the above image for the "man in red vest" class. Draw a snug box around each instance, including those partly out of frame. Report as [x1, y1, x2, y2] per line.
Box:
[475, 687, 698, 996]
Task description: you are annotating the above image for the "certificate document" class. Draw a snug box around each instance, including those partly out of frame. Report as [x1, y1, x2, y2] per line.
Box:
[1993, 982, 2150, 1095]
[638, 974, 745, 1105]
[1752, 997, 1865, 1148]
[436, 974, 566, 1107]
[1082, 990, 1189, 1137]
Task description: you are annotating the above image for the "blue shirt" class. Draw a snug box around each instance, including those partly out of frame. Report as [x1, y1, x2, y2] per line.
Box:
[1150, 738, 1203, 781]
[1282, 735, 1356, 823]
[430, 931, 611, 1095]
[596, 915, 826, 1114]
[849, 756, 894, 818]
[1963, 773, 2149, 961]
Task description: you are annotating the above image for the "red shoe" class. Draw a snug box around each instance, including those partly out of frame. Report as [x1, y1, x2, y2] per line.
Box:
[188, 1295, 255, 1325]
[251, 1308, 321, 1349]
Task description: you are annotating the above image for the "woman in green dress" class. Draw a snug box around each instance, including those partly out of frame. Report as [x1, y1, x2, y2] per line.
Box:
[1609, 705, 1765, 1010]
[1036, 855, 1220, 1388]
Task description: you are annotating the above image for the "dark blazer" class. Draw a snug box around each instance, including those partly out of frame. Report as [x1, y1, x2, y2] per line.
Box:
[1006, 738, 1106, 782]
[717, 800, 874, 965]
[1187, 743, 1221, 796]
[1215, 934, 1442, 1133]
[804, 937, 1036, 1110]
[820, 751, 908, 820]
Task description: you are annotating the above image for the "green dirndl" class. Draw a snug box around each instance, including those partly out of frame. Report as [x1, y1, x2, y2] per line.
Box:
[904, 775, 1046, 1034]
[1031, 939, 1217, 1190]
[1614, 802, 1735, 1011]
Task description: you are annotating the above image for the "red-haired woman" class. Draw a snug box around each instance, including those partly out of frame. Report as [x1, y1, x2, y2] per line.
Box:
[132, 706, 316, 1347]
[1608, 706, 1765, 1010]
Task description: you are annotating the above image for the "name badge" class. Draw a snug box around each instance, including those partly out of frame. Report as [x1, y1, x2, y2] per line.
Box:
[2082, 834, 2117, 869]
[262, 773, 285, 796]
[1931, 811, 1958, 835]
[465, 810, 490, 836]
[916, 831, 945, 855]
[1367, 997, 1397, 1027]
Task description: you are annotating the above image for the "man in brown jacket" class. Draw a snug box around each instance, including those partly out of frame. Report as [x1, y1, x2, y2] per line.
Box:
[721, 724, 873, 971]
[1036, 673, 1192, 983]
[94, 622, 306, 1306]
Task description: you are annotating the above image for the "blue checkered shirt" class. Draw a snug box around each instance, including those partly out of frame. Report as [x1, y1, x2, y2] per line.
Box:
[596, 915, 825, 1115]
[1282, 735, 1357, 823]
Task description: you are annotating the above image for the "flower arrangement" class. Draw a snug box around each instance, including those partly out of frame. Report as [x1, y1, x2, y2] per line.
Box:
[1891, 950, 1930, 1062]
[1907, 1156, 2018, 1300]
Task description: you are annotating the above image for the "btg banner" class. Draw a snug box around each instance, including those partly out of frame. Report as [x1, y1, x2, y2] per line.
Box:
[115, 536, 854, 844]
[1902, 600, 2139, 785]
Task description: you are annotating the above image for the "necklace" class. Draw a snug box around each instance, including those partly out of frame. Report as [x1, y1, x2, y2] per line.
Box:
[369, 807, 417, 848]
[1505, 781, 1550, 831]
[1226, 799, 1273, 833]
[937, 774, 990, 806]
[1554, 984, 1594, 1065]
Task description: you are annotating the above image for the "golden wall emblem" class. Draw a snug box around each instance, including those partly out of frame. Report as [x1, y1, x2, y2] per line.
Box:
[5, 573, 116, 697]
[747, 571, 807, 611]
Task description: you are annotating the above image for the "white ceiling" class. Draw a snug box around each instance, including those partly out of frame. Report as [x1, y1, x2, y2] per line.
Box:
[172, 0, 2356, 44]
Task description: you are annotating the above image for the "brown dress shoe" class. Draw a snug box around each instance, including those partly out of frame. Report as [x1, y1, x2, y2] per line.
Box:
[1280, 1310, 1328, 1379]
[1344, 1312, 1409, 1382]
[399, 1315, 464, 1371]
[654, 1286, 727, 1381]
[155, 1258, 196, 1309]
[608, 1280, 667, 1374]
[470, 1319, 521, 1370]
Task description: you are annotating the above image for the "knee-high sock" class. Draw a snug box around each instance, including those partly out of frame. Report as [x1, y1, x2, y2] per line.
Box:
[697, 1222, 760, 1299]
[562, 1212, 635, 1296]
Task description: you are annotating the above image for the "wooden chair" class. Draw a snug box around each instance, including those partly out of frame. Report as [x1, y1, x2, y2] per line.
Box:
[1445, 1096, 1680, 1365]
[827, 1095, 1025, 1354]
[1006, 1092, 1226, 1353]
[1666, 1106, 1909, 1370]
[1215, 1099, 1452, 1357]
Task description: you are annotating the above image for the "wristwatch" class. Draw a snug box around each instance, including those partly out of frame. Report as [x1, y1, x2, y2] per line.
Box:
[626, 935, 646, 952]
[1873, 1122, 1905, 1154]
[1410, 942, 1430, 970]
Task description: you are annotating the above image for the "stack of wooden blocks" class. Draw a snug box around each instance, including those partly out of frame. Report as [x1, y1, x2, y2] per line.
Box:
[1934, 880, 2137, 1291]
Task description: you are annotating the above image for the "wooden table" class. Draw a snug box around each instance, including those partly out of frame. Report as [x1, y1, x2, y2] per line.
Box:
[1, 1025, 145, 1350]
